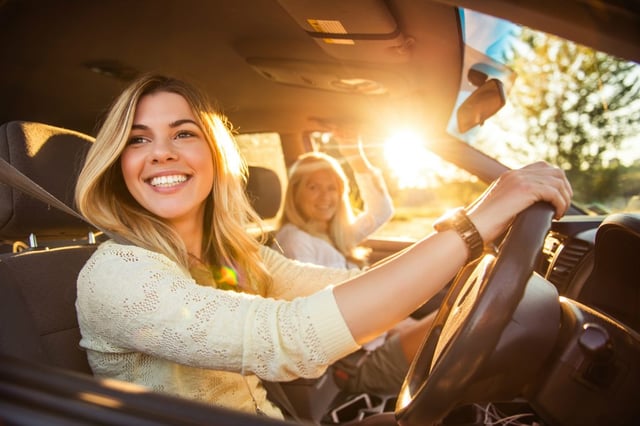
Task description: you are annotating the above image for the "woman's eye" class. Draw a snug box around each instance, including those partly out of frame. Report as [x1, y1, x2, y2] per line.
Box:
[127, 136, 148, 145]
[175, 130, 195, 139]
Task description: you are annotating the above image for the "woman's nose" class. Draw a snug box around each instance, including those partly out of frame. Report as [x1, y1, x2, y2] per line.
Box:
[319, 188, 332, 200]
[150, 139, 177, 163]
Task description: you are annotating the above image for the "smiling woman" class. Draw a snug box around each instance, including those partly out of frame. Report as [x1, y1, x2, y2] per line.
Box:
[121, 92, 215, 250]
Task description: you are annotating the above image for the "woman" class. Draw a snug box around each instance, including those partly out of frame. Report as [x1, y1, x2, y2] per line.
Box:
[274, 139, 420, 396]
[74, 74, 572, 420]
[274, 135, 393, 270]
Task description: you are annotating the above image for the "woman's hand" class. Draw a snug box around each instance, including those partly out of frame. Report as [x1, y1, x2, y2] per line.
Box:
[467, 161, 573, 244]
[333, 129, 361, 158]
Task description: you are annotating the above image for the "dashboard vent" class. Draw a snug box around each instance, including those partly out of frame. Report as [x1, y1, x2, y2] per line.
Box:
[547, 239, 591, 293]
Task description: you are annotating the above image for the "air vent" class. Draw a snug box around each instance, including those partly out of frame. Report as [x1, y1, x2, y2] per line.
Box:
[547, 239, 591, 293]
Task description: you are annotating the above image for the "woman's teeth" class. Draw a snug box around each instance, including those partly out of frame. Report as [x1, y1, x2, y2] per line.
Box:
[149, 175, 188, 187]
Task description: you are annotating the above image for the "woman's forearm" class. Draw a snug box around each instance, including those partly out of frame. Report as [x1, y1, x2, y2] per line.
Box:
[333, 229, 467, 344]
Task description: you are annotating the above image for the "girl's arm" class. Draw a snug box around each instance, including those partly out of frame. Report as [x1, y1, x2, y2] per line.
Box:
[333, 161, 573, 344]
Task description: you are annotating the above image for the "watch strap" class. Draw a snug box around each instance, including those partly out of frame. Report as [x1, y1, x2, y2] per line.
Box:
[433, 207, 484, 262]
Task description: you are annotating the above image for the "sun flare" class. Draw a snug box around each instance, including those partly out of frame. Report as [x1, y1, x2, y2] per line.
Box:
[383, 129, 460, 189]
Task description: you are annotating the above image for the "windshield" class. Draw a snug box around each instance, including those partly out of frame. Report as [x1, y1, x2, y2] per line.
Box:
[251, 7, 640, 241]
[452, 9, 640, 215]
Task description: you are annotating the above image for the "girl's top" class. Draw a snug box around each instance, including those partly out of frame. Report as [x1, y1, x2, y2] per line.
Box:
[76, 240, 361, 418]
[274, 170, 394, 269]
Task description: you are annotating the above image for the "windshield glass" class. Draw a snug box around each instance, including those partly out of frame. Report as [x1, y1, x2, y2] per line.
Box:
[453, 9, 640, 215]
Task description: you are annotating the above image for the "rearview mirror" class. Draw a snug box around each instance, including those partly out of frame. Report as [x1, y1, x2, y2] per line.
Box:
[456, 79, 506, 133]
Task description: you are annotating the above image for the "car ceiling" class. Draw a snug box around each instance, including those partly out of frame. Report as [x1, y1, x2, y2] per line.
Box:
[0, 0, 463, 138]
[1, 0, 638, 141]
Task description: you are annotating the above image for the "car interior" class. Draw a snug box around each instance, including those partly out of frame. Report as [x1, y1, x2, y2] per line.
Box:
[1, 1, 639, 425]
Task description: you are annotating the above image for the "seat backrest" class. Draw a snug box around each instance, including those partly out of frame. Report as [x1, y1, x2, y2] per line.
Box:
[577, 214, 640, 332]
[0, 121, 94, 241]
[246, 165, 282, 220]
[0, 121, 96, 374]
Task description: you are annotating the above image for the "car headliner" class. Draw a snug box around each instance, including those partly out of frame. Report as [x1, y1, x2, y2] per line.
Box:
[1, 0, 638, 140]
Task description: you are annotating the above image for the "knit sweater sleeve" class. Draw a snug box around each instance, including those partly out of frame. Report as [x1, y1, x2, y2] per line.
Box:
[76, 241, 360, 381]
[260, 245, 362, 299]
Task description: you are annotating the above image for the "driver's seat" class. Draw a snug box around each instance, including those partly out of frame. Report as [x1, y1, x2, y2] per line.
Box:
[0, 121, 97, 374]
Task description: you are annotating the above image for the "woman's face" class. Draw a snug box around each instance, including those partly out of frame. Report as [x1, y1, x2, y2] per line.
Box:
[295, 168, 341, 226]
[120, 91, 214, 231]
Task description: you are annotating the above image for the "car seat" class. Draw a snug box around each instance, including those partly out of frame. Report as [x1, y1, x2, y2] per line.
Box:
[0, 121, 98, 374]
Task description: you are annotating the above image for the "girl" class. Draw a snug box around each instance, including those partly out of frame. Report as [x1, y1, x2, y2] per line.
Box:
[275, 136, 393, 269]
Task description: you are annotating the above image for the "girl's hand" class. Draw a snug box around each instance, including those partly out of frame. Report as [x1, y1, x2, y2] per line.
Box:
[333, 128, 362, 161]
[333, 128, 372, 173]
[467, 161, 573, 243]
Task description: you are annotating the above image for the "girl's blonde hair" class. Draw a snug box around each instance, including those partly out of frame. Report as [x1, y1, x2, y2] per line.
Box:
[75, 74, 272, 295]
[280, 152, 367, 265]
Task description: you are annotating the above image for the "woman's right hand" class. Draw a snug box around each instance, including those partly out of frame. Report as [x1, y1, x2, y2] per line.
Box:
[466, 161, 573, 244]
[333, 129, 373, 173]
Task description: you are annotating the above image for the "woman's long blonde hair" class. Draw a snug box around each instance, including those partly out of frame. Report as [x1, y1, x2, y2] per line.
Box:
[75, 74, 272, 295]
[280, 152, 366, 264]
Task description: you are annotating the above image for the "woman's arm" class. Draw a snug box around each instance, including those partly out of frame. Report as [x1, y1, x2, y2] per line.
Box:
[333, 161, 573, 345]
[334, 132, 394, 241]
[350, 170, 394, 241]
[261, 244, 361, 300]
[77, 241, 360, 381]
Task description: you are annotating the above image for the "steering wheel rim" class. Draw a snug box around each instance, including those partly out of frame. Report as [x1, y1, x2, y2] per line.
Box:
[395, 202, 555, 426]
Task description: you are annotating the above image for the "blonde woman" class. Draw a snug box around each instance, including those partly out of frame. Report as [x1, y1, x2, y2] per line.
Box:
[274, 142, 433, 396]
[74, 74, 572, 420]
[275, 135, 393, 269]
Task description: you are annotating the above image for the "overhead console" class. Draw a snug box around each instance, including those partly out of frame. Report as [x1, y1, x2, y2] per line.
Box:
[276, 0, 413, 63]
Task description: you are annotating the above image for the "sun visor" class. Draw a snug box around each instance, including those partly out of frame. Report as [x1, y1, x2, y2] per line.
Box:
[276, 0, 413, 63]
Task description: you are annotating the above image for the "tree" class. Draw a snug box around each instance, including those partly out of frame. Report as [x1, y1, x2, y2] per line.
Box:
[494, 28, 640, 206]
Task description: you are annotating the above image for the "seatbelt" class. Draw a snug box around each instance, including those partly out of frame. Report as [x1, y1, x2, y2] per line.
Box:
[262, 381, 307, 423]
[0, 157, 128, 244]
[0, 155, 307, 423]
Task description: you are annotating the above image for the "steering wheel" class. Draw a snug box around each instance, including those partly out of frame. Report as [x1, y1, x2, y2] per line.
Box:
[395, 202, 557, 426]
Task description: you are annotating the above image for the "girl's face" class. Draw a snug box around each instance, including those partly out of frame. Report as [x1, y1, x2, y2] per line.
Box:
[120, 91, 214, 231]
[295, 168, 341, 226]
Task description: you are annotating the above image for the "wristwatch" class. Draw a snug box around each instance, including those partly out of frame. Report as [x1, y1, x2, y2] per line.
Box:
[433, 207, 484, 263]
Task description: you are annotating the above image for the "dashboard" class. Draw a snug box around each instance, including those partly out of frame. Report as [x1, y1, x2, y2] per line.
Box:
[541, 213, 640, 332]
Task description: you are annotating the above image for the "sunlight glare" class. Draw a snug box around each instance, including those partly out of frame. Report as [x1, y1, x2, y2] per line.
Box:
[383, 129, 458, 189]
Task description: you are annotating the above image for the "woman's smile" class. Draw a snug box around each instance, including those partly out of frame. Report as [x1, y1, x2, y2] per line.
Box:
[147, 173, 189, 188]
[120, 91, 214, 229]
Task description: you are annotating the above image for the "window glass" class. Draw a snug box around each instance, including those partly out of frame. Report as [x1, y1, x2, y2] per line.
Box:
[452, 9, 640, 215]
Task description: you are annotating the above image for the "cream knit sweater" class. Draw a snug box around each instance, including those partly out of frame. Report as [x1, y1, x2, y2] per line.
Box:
[76, 241, 361, 418]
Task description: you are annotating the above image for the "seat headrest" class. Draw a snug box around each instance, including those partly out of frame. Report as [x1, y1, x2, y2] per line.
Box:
[0, 121, 94, 241]
[246, 166, 281, 220]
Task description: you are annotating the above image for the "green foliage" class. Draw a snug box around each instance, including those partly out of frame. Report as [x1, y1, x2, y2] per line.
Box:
[506, 28, 640, 205]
